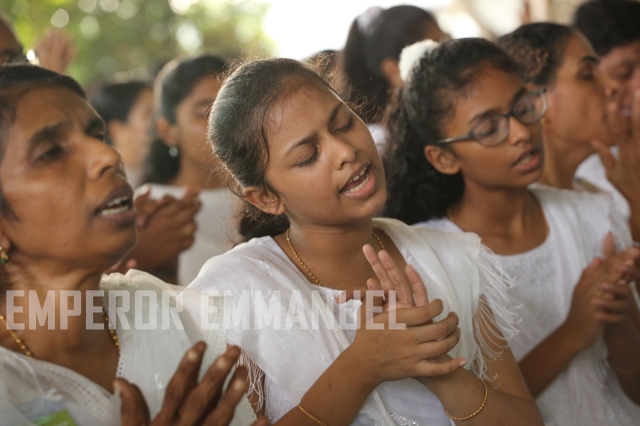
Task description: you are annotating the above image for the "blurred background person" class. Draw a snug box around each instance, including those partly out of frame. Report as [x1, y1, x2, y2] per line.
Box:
[91, 80, 154, 188]
[341, 5, 447, 155]
[573, 0, 640, 239]
[0, 14, 74, 72]
[499, 21, 640, 242]
[143, 54, 238, 285]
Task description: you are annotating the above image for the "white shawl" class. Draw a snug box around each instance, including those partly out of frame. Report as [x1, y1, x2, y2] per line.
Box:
[0, 270, 256, 426]
[189, 218, 517, 425]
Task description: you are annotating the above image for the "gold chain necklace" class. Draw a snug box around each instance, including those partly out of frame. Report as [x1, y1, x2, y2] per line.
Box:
[286, 227, 385, 287]
[0, 309, 120, 357]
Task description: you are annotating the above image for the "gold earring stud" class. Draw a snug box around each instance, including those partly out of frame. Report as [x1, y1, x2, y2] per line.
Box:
[0, 246, 9, 264]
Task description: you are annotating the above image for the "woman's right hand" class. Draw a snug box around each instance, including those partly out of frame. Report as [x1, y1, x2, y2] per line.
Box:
[347, 245, 466, 385]
[116, 343, 269, 426]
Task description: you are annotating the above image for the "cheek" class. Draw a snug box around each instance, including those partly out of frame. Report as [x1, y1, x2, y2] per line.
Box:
[455, 145, 511, 180]
[550, 85, 606, 140]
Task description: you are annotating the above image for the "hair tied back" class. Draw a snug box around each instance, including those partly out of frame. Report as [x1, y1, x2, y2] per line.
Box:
[356, 6, 384, 33]
[399, 39, 440, 82]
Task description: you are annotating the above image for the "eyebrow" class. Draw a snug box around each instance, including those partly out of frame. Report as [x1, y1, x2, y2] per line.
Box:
[580, 55, 600, 65]
[284, 102, 342, 158]
[469, 87, 528, 125]
[26, 121, 66, 153]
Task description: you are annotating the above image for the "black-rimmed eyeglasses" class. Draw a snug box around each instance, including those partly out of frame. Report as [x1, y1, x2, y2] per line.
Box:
[436, 87, 548, 147]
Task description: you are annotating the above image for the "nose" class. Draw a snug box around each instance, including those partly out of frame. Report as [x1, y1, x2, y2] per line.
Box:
[332, 135, 358, 169]
[507, 115, 532, 146]
[86, 136, 122, 181]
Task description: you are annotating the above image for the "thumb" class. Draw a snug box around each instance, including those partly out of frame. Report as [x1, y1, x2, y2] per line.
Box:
[115, 378, 151, 426]
[601, 232, 616, 259]
[591, 139, 617, 177]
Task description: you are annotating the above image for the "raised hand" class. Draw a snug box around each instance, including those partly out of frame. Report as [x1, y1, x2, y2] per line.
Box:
[117, 344, 269, 426]
[564, 234, 639, 350]
[592, 91, 640, 211]
[126, 187, 201, 277]
[345, 243, 465, 384]
[34, 29, 76, 73]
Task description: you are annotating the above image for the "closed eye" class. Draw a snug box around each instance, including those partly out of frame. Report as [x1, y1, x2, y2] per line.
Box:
[297, 146, 319, 167]
[335, 116, 354, 133]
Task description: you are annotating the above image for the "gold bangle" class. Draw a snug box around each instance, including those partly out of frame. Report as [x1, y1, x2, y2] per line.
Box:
[298, 404, 328, 426]
[444, 378, 488, 421]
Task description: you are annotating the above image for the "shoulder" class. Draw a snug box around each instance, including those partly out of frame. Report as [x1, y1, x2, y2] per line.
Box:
[188, 236, 282, 291]
[531, 183, 612, 211]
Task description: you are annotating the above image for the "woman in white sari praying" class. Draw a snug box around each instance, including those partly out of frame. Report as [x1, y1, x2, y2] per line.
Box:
[0, 64, 264, 426]
[383, 38, 640, 426]
[189, 57, 543, 425]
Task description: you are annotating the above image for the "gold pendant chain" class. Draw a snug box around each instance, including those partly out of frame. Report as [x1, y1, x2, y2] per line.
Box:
[0, 308, 120, 358]
[286, 227, 385, 287]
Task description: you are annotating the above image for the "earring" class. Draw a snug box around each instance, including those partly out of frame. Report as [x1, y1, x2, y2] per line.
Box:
[540, 117, 546, 125]
[168, 146, 179, 158]
[0, 246, 10, 264]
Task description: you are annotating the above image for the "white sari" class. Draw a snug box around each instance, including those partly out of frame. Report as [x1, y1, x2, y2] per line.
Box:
[0, 270, 256, 426]
[418, 184, 640, 426]
[189, 218, 517, 425]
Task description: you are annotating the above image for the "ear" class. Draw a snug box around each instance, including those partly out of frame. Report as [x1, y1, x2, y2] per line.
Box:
[380, 58, 403, 90]
[243, 186, 285, 216]
[156, 116, 179, 147]
[424, 145, 461, 175]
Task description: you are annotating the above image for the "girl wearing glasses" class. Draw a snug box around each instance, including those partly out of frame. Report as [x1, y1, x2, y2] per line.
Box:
[385, 38, 640, 425]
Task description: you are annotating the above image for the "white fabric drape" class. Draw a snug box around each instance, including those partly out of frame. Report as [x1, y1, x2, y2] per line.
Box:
[0, 270, 256, 426]
[189, 218, 517, 425]
[418, 184, 640, 426]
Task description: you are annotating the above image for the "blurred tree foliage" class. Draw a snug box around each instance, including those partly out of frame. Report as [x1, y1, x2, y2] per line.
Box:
[0, 0, 274, 85]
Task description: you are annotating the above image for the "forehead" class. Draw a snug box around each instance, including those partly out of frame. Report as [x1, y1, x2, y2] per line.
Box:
[182, 76, 222, 105]
[266, 83, 340, 138]
[604, 40, 640, 64]
[561, 33, 596, 65]
[7, 86, 96, 144]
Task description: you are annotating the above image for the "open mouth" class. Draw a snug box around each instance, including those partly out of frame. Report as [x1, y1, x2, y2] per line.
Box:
[513, 147, 541, 171]
[341, 166, 370, 194]
[95, 185, 135, 219]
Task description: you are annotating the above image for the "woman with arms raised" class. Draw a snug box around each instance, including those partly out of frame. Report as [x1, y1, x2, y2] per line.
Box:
[0, 64, 265, 426]
[189, 57, 542, 425]
[384, 38, 640, 425]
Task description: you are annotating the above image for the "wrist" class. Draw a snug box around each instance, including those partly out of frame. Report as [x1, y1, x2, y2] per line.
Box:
[338, 344, 383, 392]
[557, 321, 590, 354]
[418, 364, 469, 394]
[604, 316, 632, 341]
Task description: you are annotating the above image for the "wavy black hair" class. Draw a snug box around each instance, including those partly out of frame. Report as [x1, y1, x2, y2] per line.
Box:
[208, 58, 339, 241]
[497, 23, 576, 86]
[383, 38, 520, 224]
[142, 55, 226, 184]
[574, 0, 640, 57]
[342, 5, 438, 123]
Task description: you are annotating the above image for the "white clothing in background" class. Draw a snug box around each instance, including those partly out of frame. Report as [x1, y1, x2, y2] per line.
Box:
[189, 217, 518, 425]
[144, 184, 239, 285]
[418, 185, 640, 426]
[368, 123, 389, 157]
[575, 148, 631, 220]
[0, 270, 256, 426]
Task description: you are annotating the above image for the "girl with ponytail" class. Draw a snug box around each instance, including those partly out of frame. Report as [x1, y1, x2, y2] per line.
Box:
[385, 38, 640, 425]
[189, 57, 543, 425]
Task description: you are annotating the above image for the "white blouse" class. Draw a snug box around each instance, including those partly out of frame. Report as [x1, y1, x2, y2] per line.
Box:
[418, 185, 640, 426]
[143, 184, 239, 286]
[189, 218, 518, 425]
[0, 270, 256, 426]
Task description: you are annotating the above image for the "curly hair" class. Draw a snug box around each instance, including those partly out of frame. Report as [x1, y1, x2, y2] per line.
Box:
[497, 23, 575, 86]
[383, 38, 520, 224]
